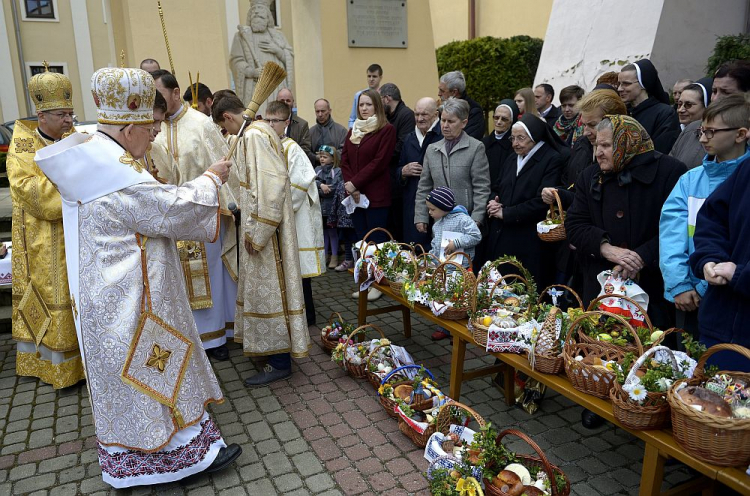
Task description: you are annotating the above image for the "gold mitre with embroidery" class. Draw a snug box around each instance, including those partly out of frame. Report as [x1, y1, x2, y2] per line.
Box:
[91, 67, 155, 125]
[27, 62, 73, 112]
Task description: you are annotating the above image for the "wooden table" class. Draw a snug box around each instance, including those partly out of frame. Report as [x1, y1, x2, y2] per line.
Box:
[354, 279, 750, 496]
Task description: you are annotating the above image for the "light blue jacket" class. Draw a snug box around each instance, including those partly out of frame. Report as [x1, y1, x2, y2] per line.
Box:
[659, 148, 750, 301]
[430, 205, 482, 268]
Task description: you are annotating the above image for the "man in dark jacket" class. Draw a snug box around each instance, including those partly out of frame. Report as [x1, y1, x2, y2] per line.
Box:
[278, 88, 315, 163]
[534, 84, 562, 127]
[381, 83, 416, 240]
[398, 97, 442, 248]
[690, 156, 750, 371]
[438, 70, 485, 140]
[618, 59, 681, 154]
[310, 98, 347, 167]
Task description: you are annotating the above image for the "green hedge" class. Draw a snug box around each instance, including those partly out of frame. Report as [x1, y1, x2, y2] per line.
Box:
[706, 34, 750, 76]
[436, 35, 543, 117]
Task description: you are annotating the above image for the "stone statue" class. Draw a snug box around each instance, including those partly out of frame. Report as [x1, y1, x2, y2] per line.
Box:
[230, 0, 294, 109]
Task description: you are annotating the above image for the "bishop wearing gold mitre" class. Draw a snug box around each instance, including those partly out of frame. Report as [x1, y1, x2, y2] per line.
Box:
[150, 70, 238, 361]
[6, 64, 85, 389]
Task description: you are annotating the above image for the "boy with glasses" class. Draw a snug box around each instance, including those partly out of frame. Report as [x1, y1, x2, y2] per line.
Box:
[660, 94, 750, 339]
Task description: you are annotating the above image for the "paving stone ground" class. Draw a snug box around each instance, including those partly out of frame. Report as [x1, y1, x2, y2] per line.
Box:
[0, 269, 700, 495]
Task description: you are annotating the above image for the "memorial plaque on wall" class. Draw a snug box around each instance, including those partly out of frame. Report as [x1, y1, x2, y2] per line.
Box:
[347, 0, 407, 48]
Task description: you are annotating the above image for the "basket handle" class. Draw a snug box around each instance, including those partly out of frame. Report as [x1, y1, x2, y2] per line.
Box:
[446, 250, 473, 268]
[694, 343, 750, 379]
[435, 401, 486, 436]
[549, 188, 565, 221]
[381, 364, 435, 385]
[538, 284, 583, 309]
[472, 274, 529, 313]
[342, 324, 387, 358]
[361, 227, 394, 244]
[393, 244, 419, 283]
[587, 293, 653, 331]
[623, 345, 679, 386]
[565, 310, 643, 356]
[327, 312, 345, 327]
[496, 429, 560, 496]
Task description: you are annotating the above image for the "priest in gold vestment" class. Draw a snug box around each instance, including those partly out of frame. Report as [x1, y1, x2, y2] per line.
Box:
[151, 70, 238, 361]
[212, 95, 310, 386]
[7, 66, 85, 389]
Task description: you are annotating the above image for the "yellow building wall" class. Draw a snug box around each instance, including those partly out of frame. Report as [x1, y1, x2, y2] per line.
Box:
[430, 0, 553, 49]
[316, 0, 440, 127]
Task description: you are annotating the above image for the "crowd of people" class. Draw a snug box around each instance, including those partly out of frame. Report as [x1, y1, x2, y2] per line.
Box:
[5, 49, 749, 488]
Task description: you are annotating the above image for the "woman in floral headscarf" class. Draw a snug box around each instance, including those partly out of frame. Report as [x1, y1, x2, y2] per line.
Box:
[565, 115, 686, 328]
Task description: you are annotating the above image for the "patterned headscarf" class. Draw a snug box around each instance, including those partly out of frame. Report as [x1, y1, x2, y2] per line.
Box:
[606, 114, 654, 173]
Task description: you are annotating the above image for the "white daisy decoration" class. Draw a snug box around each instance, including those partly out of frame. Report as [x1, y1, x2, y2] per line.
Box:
[656, 377, 673, 391]
[628, 384, 648, 403]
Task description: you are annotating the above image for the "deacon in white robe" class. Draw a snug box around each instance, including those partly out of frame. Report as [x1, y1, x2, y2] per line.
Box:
[35, 68, 241, 488]
[151, 70, 237, 358]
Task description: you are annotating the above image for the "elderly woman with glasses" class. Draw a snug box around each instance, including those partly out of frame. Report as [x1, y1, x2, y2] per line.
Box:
[669, 77, 713, 170]
[485, 114, 566, 288]
[565, 115, 686, 325]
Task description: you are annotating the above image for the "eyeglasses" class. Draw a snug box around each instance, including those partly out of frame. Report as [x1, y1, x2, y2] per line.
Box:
[262, 118, 286, 124]
[696, 127, 740, 139]
[46, 111, 76, 121]
[677, 101, 700, 111]
[119, 123, 158, 136]
[509, 135, 529, 143]
[618, 81, 638, 88]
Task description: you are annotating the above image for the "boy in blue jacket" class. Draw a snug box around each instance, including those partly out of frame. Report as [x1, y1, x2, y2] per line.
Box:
[660, 94, 749, 339]
[427, 187, 481, 340]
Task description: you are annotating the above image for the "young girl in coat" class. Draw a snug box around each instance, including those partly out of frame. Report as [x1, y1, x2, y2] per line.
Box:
[316, 145, 343, 269]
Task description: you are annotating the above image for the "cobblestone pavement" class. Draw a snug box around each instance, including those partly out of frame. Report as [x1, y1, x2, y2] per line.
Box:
[0, 269, 698, 495]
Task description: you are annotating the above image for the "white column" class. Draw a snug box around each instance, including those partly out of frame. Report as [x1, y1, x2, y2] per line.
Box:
[102, 0, 116, 67]
[0, 0, 21, 121]
[70, 0, 97, 120]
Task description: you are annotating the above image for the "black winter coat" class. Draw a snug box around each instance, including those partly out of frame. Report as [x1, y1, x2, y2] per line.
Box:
[482, 133, 514, 192]
[543, 105, 562, 128]
[556, 137, 594, 209]
[398, 125, 443, 247]
[630, 97, 681, 154]
[387, 100, 417, 201]
[565, 151, 686, 327]
[487, 144, 565, 288]
[463, 93, 486, 141]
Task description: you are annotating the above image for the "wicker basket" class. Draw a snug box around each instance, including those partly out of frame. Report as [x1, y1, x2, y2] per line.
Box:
[386, 244, 419, 293]
[667, 343, 750, 466]
[426, 456, 485, 496]
[610, 345, 683, 430]
[563, 311, 643, 399]
[353, 228, 394, 283]
[537, 189, 567, 243]
[470, 274, 530, 348]
[320, 312, 346, 353]
[378, 365, 436, 418]
[398, 400, 484, 449]
[364, 342, 396, 390]
[342, 324, 386, 379]
[530, 285, 584, 374]
[484, 429, 571, 496]
[430, 260, 476, 321]
[580, 294, 653, 353]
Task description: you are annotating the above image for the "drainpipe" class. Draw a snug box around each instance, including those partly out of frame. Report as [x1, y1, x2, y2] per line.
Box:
[10, 0, 31, 116]
[468, 0, 476, 39]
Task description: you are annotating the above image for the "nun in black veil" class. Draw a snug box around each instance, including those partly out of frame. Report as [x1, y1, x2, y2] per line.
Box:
[617, 58, 681, 153]
[485, 114, 566, 288]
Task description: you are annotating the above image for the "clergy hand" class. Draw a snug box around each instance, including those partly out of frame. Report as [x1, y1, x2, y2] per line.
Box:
[244, 238, 258, 256]
[541, 187, 557, 205]
[208, 160, 232, 184]
[416, 223, 428, 233]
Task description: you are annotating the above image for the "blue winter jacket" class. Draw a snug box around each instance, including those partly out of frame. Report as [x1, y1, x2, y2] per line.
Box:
[430, 205, 482, 268]
[659, 149, 750, 302]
